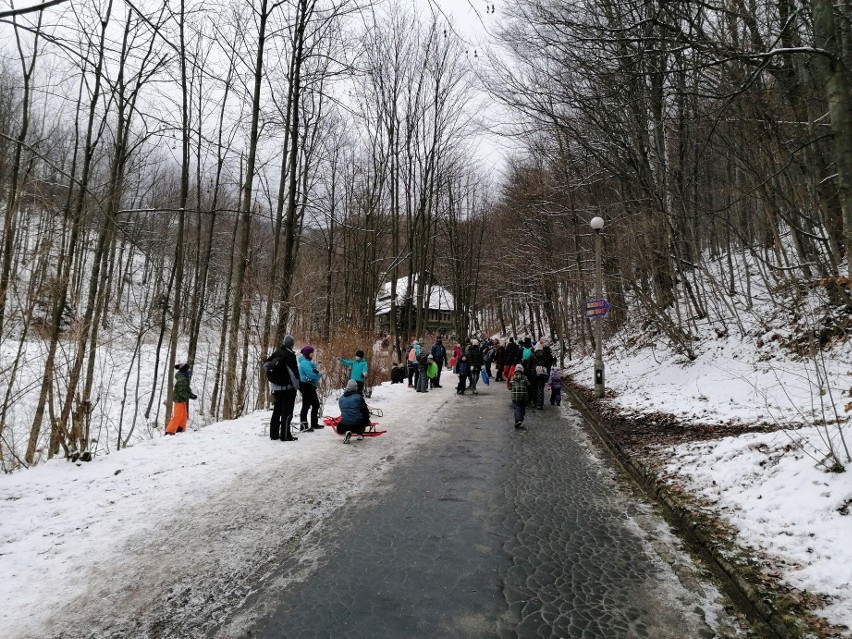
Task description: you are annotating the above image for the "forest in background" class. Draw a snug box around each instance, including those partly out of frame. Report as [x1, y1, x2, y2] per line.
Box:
[0, 0, 849, 470]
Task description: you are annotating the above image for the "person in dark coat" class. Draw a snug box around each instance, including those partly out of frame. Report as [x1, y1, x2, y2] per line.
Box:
[429, 336, 447, 388]
[416, 352, 432, 392]
[264, 335, 300, 441]
[494, 339, 506, 381]
[465, 338, 484, 395]
[454, 353, 471, 395]
[532, 342, 551, 409]
[504, 337, 520, 380]
[337, 380, 370, 443]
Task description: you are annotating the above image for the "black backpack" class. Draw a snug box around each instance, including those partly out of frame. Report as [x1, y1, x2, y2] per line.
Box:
[265, 354, 289, 385]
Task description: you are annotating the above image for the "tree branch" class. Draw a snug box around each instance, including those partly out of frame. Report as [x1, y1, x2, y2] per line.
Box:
[0, 0, 69, 19]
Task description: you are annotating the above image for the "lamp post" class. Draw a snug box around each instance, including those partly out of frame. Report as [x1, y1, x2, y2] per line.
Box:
[590, 216, 605, 398]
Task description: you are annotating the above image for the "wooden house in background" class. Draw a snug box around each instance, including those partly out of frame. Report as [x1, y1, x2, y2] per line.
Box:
[375, 276, 455, 335]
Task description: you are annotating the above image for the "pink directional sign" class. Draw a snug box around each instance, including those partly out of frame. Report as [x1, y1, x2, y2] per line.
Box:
[585, 299, 609, 318]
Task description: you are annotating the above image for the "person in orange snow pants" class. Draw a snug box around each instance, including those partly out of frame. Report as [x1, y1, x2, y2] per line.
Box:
[165, 362, 196, 434]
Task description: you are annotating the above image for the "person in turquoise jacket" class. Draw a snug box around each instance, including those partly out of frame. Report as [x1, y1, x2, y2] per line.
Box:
[298, 345, 323, 431]
[338, 349, 368, 395]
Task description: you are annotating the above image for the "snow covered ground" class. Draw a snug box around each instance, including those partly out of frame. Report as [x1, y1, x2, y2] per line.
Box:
[0, 382, 442, 639]
[1, 321, 849, 636]
[564, 327, 852, 635]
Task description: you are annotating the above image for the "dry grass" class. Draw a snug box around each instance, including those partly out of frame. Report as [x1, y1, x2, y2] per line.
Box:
[310, 328, 385, 402]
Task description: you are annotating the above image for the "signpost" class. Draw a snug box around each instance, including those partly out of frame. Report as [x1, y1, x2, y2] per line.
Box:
[585, 299, 609, 319]
[590, 215, 606, 397]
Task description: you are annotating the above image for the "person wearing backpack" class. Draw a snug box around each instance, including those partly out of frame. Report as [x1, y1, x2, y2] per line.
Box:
[337, 350, 368, 395]
[406, 339, 421, 388]
[263, 335, 300, 441]
[165, 362, 197, 435]
[548, 365, 563, 406]
[532, 342, 552, 409]
[520, 337, 535, 403]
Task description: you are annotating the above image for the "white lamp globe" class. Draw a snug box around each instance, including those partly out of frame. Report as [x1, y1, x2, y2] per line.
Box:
[590, 216, 604, 231]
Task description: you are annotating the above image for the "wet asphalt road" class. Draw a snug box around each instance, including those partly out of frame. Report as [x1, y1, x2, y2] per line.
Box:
[225, 385, 735, 639]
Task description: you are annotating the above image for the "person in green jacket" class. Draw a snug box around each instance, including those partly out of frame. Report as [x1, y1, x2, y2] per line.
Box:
[166, 362, 197, 434]
[338, 350, 368, 395]
[510, 364, 530, 430]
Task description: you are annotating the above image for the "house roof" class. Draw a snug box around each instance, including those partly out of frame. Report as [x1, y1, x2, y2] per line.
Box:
[375, 276, 455, 315]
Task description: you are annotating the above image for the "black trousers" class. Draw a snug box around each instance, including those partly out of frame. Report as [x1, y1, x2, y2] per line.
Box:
[270, 389, 297, 439]
[456, 374, 468, 393]
[495, 362, 505, 381]
[432, 362, 444, 387]
[336, 419, 368, 436]
[535, 375, 548, 408]
[407, 363, 419, 386]
[299, 383, 321, 428]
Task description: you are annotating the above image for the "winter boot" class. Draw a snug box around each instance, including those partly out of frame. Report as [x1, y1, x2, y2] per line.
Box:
[284, 419, 298, 441]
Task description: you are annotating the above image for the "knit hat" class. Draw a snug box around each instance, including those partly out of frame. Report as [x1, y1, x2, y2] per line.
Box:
[300, 345, 314, 356]
[283, 335, 295, 348]
[175, 362, 190, 372]
[427, 354, 434, 360]
[345, 379, 358, 392]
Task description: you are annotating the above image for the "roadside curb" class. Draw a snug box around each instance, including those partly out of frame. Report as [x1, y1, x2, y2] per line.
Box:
[565, 387, 813, 639]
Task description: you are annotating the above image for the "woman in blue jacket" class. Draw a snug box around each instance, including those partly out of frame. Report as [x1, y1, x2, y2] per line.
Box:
[337, 349, 368, 395]
[298, 345, 323, 431]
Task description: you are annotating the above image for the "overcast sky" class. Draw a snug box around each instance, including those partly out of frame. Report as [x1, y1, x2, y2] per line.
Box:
[408, 0, 516, 176]
[412, 0, 500, 43]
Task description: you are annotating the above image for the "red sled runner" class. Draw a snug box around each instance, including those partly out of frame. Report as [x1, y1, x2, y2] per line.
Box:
[323, 415, 386, 436]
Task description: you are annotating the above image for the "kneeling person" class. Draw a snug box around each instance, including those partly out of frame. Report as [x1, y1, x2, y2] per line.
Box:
[337, 379, 370, 443]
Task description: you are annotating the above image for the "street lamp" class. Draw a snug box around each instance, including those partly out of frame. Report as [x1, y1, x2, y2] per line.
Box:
[590, 216, 605, 397]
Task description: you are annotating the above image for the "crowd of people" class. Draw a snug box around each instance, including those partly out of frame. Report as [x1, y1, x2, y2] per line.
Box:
[396, 334, 564, 430]
[167, 332, 563, 443]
